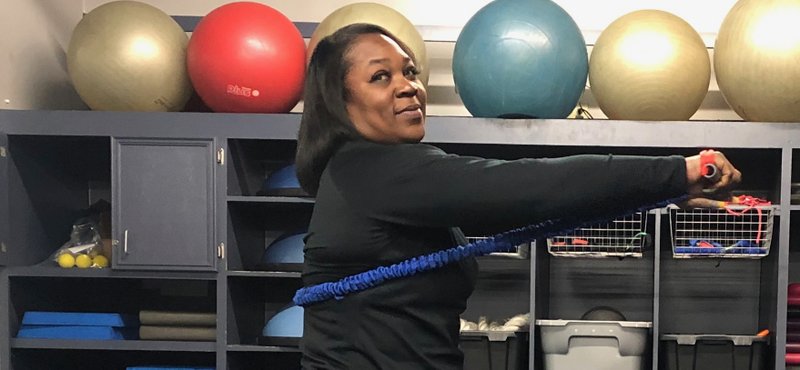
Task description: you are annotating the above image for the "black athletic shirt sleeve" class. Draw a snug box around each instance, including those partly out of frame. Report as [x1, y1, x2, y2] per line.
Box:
[328, 141, 687, 234]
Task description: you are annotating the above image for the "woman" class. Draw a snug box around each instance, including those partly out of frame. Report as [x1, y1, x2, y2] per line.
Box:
[295, 24, 740, 370]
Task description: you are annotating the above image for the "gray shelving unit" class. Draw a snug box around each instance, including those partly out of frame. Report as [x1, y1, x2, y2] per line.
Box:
[0, 109, 798, 370]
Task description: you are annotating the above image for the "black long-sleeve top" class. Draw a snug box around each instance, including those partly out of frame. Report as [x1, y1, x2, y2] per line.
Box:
[300, 140, 688, 370]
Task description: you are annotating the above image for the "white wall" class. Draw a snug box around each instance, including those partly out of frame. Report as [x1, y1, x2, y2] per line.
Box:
[0, 0, 85, 110]
[6, 0, 743, 119]
[83, 0, 737, 37]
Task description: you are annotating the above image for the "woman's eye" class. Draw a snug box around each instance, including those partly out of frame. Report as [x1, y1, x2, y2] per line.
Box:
[404, 67, 420, 78]
[370, 71, 390, 82]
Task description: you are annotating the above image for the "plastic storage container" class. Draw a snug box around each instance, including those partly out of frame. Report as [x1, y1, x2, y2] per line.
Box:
[536, 319, 651, 370]
[460, 330, 528, 370]
[659, 334, 768, 370]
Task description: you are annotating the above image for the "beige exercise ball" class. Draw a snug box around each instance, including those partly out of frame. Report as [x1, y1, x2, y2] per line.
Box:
[67, 1, 192, 111]
[715, 0, 800, 122]
[589, 10, 710, 120]
[307, 3, 429, 85]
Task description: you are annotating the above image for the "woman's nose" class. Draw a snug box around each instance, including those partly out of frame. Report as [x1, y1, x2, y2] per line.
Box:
[396, 78, 418, 98]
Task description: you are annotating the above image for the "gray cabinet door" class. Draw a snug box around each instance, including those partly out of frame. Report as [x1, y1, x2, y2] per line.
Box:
[112, 138, 217, 270]
[0, 131, 7, 266]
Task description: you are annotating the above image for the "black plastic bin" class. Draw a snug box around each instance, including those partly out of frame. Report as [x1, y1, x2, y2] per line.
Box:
[460, 330, 529, 370]
[659, 334, 768, 370]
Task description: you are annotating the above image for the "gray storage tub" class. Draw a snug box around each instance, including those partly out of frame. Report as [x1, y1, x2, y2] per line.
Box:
[536, 319, 652, 370]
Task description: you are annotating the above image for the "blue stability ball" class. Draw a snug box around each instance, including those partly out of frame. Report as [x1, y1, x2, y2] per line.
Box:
[262, 305, 303, 337]
[261, 231, 307, 264]
[453, 0, 588, 118]
[264, 164, 300, 190]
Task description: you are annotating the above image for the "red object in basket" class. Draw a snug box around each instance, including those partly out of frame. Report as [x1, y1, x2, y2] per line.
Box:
[696, 240, 715, 248]
[787, 353, 800, 365]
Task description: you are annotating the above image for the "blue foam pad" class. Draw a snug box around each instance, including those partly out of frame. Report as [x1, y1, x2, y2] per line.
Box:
[21, 311, 139, 327]
[262, 305, 303, 337]
[262, 232, 306, 264]
[17, 325, 138, 340]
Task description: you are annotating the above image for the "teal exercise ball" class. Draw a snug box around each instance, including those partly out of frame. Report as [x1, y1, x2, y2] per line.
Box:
[452, 0, 588, 119]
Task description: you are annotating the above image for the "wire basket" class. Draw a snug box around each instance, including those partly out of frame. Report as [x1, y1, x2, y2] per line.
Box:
[546, 212, 647, 258]
[464, 237, 531, 259]
[669, 205, 774, 259]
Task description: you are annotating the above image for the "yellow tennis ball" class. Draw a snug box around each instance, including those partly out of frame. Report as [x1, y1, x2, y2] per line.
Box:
[57, 253, 75, 268]
[93, 255, 109, 268]
[75, 254, 93, 268]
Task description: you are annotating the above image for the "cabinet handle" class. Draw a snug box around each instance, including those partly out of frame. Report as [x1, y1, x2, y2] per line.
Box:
[216, 147, 225, 165]
[123, 229, 129, 254]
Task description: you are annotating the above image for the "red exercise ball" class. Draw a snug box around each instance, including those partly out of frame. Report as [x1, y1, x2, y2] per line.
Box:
[187, 2, 305, 113]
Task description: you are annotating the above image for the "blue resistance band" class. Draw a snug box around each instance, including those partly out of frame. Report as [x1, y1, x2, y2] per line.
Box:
[293, 196, 686, 307]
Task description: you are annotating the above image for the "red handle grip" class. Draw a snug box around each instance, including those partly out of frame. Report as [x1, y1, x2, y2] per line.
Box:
[700, 150, 720, 182]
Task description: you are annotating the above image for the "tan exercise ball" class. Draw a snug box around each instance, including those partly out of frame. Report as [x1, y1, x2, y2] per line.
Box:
[67, 1, 192, 111]
[715, 0, 800, 122]
[589, 10, 710, 120]
[307, 3, 429, 85]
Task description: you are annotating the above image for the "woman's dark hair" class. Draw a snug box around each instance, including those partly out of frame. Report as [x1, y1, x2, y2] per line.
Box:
[295, 23, 417, 195]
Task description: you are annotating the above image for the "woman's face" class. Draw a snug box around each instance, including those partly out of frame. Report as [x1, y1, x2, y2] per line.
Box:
[344, 33, 427, 144]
